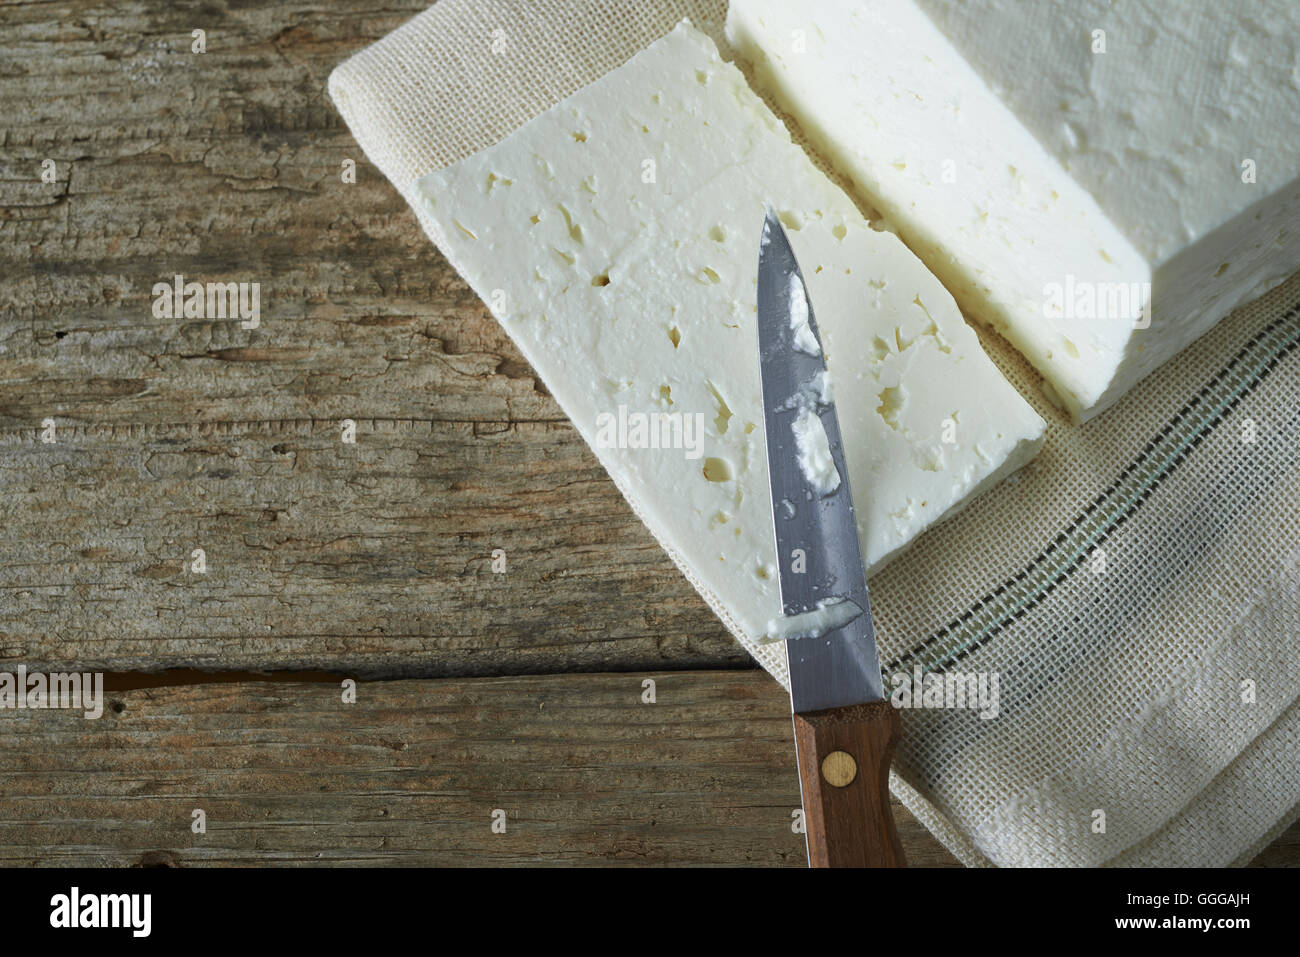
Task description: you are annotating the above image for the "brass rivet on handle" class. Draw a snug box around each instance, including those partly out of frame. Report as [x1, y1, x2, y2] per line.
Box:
[820, 750, 857, 787]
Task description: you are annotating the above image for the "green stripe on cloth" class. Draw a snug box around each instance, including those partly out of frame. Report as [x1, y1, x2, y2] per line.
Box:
[888, 302, 1300, 676]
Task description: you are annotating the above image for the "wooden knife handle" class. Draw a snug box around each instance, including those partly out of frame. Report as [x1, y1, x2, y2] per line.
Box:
[792, 699, 906, 868]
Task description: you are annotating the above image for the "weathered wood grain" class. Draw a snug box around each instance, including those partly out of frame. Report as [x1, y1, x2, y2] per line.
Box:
[0, 418, 743, 675]
[0, 0, 743, 674]
[2, 0, 1296, 869]
[1, 0, 535, 425]
[0, 671, 960, 867]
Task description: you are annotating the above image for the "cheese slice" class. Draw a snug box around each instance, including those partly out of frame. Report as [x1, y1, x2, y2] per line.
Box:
[727, 0, 1300, 421]
[414, 21, 1044, 645]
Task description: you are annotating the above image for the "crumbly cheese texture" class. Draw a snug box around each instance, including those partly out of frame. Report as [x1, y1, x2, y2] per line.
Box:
[414, 22, 1045, 644]
[727, 0, 1300, 421]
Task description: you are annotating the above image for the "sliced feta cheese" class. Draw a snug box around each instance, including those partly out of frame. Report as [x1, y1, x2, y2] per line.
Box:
[727, 0, 1300, 421]
[414, 21, 1044, 645]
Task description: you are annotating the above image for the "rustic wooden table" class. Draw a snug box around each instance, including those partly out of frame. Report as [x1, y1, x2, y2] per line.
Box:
[2, 0, 1295, 867]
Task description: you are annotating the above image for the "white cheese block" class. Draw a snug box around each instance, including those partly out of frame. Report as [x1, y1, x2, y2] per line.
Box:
[727, 0, 1300, 421]
[413, 21, 1044, 646]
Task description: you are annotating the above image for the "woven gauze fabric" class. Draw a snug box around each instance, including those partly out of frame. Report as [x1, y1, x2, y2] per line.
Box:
[329, 0, 1300, 867]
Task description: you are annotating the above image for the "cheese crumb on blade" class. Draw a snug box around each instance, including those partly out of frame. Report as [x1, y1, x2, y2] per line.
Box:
[791, 404, 840, 495]
[413, 21, 1045, 647]
[788, 272, 822, 356]
[761, 597, 863, 644]
[727, 0, 1300, 422]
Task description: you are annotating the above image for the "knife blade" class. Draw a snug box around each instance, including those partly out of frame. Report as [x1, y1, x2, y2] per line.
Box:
[755, 207, 905, 868]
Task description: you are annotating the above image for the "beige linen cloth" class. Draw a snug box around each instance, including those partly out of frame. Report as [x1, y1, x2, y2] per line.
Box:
[329, 0, 1300, 866]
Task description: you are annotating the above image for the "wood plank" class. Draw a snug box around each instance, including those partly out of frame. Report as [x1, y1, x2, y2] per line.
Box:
[0, 670, 961, 867]
[1, 0, 532, 427]
[0, 0, 739, 673]
[0, 418, 741, 674]
[3, 0, 1297, 872]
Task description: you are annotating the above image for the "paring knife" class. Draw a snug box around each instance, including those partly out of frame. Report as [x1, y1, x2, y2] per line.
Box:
[755, 208, 906, 868]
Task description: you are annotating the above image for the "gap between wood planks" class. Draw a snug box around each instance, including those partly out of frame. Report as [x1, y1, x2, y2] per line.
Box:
[98, 662, 766, 693]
